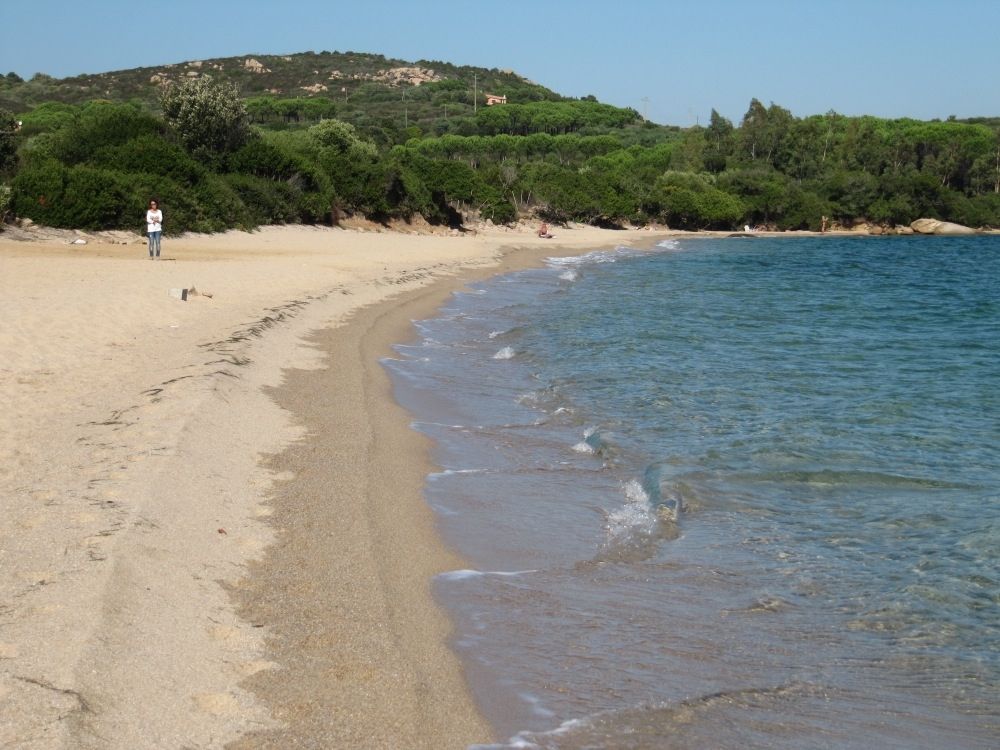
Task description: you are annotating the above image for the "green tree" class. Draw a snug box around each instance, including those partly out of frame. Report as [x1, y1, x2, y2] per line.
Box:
[0, 109, 17, 173]
[160, 78, 251, 157]
[308, 119, 378, 158]
[704, 109, 734, 172]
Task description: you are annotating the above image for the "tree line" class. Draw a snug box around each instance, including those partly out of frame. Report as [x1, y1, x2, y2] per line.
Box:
[1, 81, 998, 234]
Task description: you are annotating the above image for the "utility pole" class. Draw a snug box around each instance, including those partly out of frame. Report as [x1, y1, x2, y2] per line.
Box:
[474, 73, 478, 114]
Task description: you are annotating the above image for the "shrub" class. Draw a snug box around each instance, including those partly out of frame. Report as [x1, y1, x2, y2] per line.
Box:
[60, 165, 132, 228]
[12, 163, 131, 229]
[223, 173, 298, 226]
[309, 119, 378, 159]
[191, 174, 253, 231]
[0, 184, 12, 223]
[0, 109, 17, 173]
[91, 134, 204, 185]
[11, 159, 67, 225]
[47, 102, 164, 165]
[226, 137, 298, 180]
[161, 78, 251, 158]
[15, 102, 76, 136]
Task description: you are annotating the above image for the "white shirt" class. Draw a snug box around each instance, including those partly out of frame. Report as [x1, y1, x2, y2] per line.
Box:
[146, 209, 163, 233]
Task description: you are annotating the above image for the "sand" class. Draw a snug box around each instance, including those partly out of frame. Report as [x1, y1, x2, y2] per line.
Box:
[0, 222, 665, 749]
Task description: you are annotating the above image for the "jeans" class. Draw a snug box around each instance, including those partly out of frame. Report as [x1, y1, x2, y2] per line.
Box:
[148, 230, 162, 257]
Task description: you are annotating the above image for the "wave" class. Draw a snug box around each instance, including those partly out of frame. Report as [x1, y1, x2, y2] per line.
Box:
[427, 468, 489, 480]
[545, 246, 635, 267]
[437, 569, 538, 582]
[489, 325, 527, 340]
[655, 239, 681, 251]
[493, 346, 517, 360]
[471, 682, 821, 750]
[570, 426, 620, 459]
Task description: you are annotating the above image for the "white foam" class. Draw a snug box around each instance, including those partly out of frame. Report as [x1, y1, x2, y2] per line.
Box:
[437, 569, 537, 582]
[606, 479, 657, 538]
[655, 239, 682, 251]
[493, 346, 516, 360]
[488, 329, 506, 339]
[428, 468, 488, 480]
[470, 714, 588, 749]
[518, 692, 556, 718]
[559, 269, 579, 281]
[572, 426, 598, 453]
[546, 248, 630, 267]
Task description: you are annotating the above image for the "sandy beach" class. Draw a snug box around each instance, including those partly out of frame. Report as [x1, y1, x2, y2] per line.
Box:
[0, 222, 666, 749]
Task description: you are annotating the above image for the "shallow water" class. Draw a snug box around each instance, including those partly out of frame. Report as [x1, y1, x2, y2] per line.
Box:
[386, 236, 999, 749]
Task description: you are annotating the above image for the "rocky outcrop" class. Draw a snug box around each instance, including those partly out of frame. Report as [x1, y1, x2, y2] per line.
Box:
[910, 218, 976, 235]
[328, 66, 442, 87]
[243, 58, 271, 74]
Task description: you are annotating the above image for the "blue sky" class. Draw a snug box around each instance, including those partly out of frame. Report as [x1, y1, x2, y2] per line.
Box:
[2, 0, 998, 125]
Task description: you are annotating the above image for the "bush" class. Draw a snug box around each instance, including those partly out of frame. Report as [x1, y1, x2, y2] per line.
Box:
[191, 174, 253, 231]
[15, 102, 76, 137]
[0, 109, 17, 173]
[47, 102, 164, 165]
[653, 172, 744, 229]
[91, 134, 204, 185]
[226, 137, 298, 179]
[11, 159, 67, 225]
[0, 184, 12, 223]
[12, 162, 131, 229]
[161, 78, 251, 158]
[223, 173, 298, 226]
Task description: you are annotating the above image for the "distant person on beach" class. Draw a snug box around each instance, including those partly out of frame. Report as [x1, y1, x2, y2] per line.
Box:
[146, 199, 163, 259]
[537, 222, 553, 239]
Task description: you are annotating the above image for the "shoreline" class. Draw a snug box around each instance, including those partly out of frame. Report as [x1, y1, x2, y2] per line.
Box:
[0, 223, 665, 748]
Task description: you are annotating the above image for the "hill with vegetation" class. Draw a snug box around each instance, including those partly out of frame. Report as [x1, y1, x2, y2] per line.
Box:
[1, 51, 998, 234]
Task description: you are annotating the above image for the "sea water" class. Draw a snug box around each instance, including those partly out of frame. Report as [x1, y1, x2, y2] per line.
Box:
[385, 236, 999, 749]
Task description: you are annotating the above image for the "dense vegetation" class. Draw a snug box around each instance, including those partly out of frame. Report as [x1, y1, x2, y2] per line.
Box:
[1, 52, 998, 233]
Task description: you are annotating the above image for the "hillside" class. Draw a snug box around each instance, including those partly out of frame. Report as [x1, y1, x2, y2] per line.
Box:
[0, 50, 564, 123]
[1, 52, 998, 234]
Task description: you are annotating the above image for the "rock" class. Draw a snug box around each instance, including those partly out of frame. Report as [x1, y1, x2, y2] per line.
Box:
[244, 58, 271, 74]
[894, 225, 915, 235]
[70, 238, 87, 245]
[910, 218, 975, 235]
[20, 218, 33, 227]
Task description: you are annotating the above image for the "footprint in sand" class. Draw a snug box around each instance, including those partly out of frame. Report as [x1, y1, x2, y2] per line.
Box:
[192, 691, 240, 716]
[17, 514, 48, 531]
[233, 659, 278, 677]
[17, 570, 55, 585]
[31, 489, 58, 504]
[236, 534, 269, 555]
[209, 624, 254, 651]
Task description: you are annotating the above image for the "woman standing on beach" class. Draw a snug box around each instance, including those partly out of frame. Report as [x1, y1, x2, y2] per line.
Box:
[146, 199, 163, 259]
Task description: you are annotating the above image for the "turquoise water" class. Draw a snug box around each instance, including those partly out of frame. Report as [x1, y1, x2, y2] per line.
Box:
[388, 236, 999, 748]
